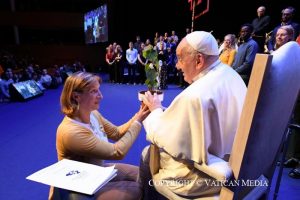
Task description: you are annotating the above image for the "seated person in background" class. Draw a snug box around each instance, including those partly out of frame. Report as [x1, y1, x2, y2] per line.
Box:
[273, 25, 295, 50]
[219, 34, 237, 66]
[139, 31, 247, 199]
[40, 69, 52, 88]
[0, 68, 14, 101]
[49, 72, 150, 200]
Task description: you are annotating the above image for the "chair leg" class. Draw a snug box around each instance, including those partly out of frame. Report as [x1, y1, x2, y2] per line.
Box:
[273, 128, 292, 200]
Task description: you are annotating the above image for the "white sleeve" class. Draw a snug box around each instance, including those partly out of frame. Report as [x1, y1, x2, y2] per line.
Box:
[143, 108, 164, 143]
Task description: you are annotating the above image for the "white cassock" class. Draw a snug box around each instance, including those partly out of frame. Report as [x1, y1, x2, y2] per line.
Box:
[143, 60, 247, 197]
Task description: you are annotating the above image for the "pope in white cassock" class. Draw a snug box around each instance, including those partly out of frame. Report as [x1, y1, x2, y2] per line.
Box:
[139, 31, 247, 199]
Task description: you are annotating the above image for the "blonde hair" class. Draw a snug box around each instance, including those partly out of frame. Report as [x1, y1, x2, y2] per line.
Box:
[60, 72, 101, 116]
[225, 34, 237, 49]
[278, 25, 295, 41]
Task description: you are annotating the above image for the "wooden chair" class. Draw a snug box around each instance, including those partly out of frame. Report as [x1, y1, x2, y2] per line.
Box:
[220, 41, 300, 200]
[151, 41, 300, 199]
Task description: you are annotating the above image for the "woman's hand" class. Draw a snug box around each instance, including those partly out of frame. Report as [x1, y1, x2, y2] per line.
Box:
[134, 104, 151, 123]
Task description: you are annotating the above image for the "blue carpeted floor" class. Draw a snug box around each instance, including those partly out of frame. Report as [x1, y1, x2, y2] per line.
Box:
[0, 81, 299, 200]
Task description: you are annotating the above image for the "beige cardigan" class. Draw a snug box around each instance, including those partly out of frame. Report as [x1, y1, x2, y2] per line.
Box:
[56, 110, 141, 165]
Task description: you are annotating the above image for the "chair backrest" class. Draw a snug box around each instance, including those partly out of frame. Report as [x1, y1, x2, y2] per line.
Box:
[220, 42, 300, 199]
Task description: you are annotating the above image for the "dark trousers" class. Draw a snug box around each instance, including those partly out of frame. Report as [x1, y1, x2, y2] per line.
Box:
[127, 63, 136, 84]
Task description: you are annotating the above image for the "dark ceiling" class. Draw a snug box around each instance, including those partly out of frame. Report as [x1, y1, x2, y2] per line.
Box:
[0, 0, 299, 46]
[0, 0, 100, 13]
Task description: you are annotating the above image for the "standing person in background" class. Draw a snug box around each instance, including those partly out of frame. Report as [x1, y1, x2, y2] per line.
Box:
[126, 42, 138, 85]
[134, 35, 142, 53]
[163, 32, 169, 42]
[114, 44, 123, 84]
[153, 32, 160, 47]
[139, 31, 246, 199]
[165, 47, 177, 84]
[137, 42, 147, 85]
[145, 39, 153, 49]
[233, 23, 259, 86]
[157, 42, 168, 90]
[105, 44, 115, 83]
[267, 6, 300, 53]
[49, 72, 150, 200]
[171, 30, 179, 44]
[252, 6, 271, 53]
[219, 34, 237, 66]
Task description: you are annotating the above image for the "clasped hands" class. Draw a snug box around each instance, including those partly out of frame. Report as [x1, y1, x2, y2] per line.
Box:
[135, 91, 163, 123]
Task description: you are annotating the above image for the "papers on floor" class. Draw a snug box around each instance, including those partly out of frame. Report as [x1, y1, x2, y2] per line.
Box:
[26, 159, 117, 195]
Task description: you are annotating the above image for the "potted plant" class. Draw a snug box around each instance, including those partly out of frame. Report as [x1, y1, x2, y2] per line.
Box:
[138, 45, 164, 102]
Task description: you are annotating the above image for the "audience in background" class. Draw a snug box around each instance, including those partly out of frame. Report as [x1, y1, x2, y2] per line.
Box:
[1, 5, 299, 95]
[0, 51, 89, 102]
[267, 6, 300, 53]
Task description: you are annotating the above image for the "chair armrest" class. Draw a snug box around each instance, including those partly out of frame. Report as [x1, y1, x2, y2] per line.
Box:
[194, 154, 232, 181]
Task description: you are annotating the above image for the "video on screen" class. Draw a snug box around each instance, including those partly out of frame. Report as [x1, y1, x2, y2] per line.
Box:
[84, 4, 108, 44]
[12, 80, 43, 99]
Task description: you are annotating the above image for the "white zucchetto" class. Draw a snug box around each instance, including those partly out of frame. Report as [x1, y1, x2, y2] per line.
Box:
[186, 31, 219, 56]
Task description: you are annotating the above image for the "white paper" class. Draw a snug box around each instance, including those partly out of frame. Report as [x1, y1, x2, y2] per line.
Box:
[26, 159, 117, 195]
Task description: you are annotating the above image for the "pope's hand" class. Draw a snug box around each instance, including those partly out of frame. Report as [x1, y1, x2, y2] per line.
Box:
[142, 91, 163, 112]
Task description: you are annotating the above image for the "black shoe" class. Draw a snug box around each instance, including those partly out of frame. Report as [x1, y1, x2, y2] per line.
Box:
[283, 158, 299, 168]
[289, 167, 300, 179]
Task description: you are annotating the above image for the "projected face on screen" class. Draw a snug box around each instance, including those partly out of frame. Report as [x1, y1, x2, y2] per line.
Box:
[84, 4, 108, 44]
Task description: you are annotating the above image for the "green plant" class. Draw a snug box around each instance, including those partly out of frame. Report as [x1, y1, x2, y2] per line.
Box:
[142, 46, 159, 91]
